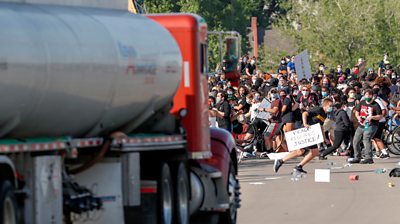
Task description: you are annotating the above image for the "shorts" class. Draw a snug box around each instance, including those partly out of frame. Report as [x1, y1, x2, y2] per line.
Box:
[373, 122, 385, 139]
[300, 144, 319, 156]
[281, 112, 295, 123]
[264, 122, 280, 140]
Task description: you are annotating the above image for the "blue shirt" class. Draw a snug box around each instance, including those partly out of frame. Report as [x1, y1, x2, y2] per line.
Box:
[287, 61, 296, 72]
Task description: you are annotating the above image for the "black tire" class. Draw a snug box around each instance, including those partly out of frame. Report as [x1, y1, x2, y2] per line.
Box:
[275, 129, 286, 152]
[174, 163, 189, 224]
[219, 163, 240, 224]
[190, 212, 219, 224]
[389, 127, 400, 155]
[158, 163, 174, 224]
[0, 180, 18, 224]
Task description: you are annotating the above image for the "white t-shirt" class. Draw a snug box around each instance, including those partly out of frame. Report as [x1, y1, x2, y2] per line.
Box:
[250, 102, 261, 120]
[209, 116, 218, 128]
[374, 97, 387, 123]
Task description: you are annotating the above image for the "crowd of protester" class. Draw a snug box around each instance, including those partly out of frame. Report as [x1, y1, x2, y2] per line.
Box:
[208, 54, 400, 173]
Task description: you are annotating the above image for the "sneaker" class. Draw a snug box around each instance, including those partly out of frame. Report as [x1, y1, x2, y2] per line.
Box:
[319, 155, 327, 160]
[360, 158, 374, 164]
[293, 165, 307, 174]
[379, 153, 390, 159]
[273, 159, 284, 173]
[259, 152, 268, 158]
[348, 158, 361, 164]
[373, 154, 380, 159]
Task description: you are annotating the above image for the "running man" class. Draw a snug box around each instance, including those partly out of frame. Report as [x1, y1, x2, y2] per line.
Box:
[273, 98, 333, 173]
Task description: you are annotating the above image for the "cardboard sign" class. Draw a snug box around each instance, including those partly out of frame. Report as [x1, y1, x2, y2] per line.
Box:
[315, 169, 331, 183]
[294, 50, 312, 80]
[285, 124, 324, 151]
[256, 99, 271, 120]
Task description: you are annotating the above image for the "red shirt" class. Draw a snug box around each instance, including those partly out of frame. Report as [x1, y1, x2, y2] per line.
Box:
[270, 99, 282, 122]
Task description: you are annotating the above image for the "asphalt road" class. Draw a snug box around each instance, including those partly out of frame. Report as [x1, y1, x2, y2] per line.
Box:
[237, 155, 400, 224]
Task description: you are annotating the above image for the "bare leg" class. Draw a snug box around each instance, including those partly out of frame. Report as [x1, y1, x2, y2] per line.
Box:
[299, 148, 319, 166]
[282, 149, 305, 162]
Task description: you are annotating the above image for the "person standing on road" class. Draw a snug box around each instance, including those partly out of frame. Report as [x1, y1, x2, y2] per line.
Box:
[319, 101, 353, 160]
[213, 91, 232, 132]
[273, 98, 333, 174]
[349, 89, 383, 164]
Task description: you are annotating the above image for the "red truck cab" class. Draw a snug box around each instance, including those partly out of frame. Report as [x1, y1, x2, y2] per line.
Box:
[147, 14, 211, 160]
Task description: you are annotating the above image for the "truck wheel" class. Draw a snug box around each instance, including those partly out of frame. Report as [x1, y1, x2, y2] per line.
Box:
[0, 180, 18, 224]
[190, 212, 219, 224]
[220, 163, 240, 224]
[158, 163, 174, 224]
[175, 163, 189, 224]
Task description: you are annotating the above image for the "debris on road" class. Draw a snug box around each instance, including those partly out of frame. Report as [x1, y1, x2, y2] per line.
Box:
[349, 175, 359, 181]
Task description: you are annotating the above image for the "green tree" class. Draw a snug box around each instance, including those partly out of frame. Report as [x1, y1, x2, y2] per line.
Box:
[276, 0, 400, 70]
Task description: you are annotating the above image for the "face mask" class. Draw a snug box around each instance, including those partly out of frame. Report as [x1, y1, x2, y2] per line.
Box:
[227, 83, 232, 87]
[227, 91, 233, 95]
[327, 107, 333, 113]
[216, 97, 221, 104]
[364, 97, 372, 103]
[252, 79, 257, 84]
[250, 60, 255, 65]
[323, 83, 329, 87]
[319, 67, 324, 71]
[337, 68, 342, 72]
[321, 92, 328, 97]
[293, 90, 299, 96]
[302, 91, 309, 96]
[246, 99, 251, 104]
[270, 94, 279, 100]
[281, 60, 285, 64]
[255, 95, 260, 101]
[349, 93, 355, 98]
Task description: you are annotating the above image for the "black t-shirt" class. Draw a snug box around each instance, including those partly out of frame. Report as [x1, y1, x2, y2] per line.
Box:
[245, 63, 256, 75]
[216, 100, 231, 129]
[306, 106, 327, 126]
[237, 97, 250, 113]
[281, 97, 293, 122]
[355, 100, 382, 127]
[240, 62, 247, 73]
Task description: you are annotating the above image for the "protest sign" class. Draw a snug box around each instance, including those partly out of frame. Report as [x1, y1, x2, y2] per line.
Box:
[284, 124, 324, 151]
[256, 99, 271, 120]
[294, 50, 312, 80]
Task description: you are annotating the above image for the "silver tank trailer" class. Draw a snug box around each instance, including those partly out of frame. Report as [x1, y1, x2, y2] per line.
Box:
[0, 3, 182, 138]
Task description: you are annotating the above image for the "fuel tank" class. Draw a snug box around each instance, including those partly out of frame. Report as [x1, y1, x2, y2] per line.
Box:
[0, 3, 182, 138]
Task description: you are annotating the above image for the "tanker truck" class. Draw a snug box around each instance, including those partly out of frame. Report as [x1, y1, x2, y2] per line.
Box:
[0, 2, 239, 224]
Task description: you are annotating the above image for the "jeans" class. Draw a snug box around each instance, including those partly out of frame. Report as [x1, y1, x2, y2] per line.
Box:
[321, 130, 352, 157]
[352, 125, 378, 160]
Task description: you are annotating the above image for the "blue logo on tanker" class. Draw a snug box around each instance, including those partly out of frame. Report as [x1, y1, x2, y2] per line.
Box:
[118, 41, 137, 58]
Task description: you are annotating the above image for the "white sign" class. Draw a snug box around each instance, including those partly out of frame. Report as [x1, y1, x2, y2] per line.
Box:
[256, 99, 271, 120]
[294, 50, 312, 80]
[315, 169, 331, 183]
[285, 124, 324, 151]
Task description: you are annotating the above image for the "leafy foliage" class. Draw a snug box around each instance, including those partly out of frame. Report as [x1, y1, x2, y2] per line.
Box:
[144, 0, 287, 71]
[277, 0, 400, 70]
